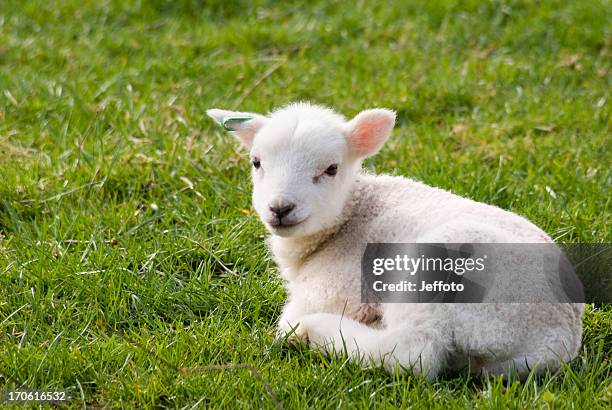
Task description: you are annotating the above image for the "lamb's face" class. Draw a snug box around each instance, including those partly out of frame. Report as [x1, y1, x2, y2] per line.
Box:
[249, 119, 359, 237]
[207, 103, 395, 238]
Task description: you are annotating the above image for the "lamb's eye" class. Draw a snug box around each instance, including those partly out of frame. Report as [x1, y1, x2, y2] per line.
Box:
[252, 158, 261, 169]
[324, 164, 338, 176]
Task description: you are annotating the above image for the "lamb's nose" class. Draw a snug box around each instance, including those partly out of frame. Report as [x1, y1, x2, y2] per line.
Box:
[270, 202, 295, 219]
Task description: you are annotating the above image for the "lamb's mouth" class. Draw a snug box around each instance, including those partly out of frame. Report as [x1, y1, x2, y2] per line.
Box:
[269, 217, 308, 229]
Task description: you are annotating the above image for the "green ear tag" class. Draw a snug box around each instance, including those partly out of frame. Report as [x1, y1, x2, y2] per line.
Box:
[221, 115, 254, 131]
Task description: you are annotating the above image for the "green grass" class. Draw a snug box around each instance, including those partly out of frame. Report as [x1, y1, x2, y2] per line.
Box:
[0, 0, 610, 408]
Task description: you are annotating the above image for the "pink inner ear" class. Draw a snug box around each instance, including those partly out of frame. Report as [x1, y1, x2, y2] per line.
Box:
[351, 120, 386, 154]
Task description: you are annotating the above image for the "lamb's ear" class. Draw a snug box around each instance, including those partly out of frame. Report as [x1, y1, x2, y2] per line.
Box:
[344, 109, 396, 158]
[206, 108, 267, 147]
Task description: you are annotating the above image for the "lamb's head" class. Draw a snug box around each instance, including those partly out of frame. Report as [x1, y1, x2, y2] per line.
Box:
[207, 103, 395, 238]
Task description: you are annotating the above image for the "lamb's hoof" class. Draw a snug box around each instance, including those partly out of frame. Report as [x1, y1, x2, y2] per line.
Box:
[350, 303, 382, 326]
[277, 323, 309, 346]
[290, 325, 310, 346]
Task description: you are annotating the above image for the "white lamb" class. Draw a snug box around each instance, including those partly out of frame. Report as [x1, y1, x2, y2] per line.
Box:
[207, 102, 583, 379]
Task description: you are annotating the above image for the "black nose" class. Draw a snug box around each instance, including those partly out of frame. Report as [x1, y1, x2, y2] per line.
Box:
[270, 202, 295, 219]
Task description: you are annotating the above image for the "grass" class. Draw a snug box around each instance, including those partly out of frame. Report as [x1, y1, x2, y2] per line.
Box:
[0, 0, 610, 408]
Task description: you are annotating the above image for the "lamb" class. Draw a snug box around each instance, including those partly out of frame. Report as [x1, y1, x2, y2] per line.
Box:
[206, 102, 584, 379]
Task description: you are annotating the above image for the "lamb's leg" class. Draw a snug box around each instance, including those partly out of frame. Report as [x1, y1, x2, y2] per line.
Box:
[476, 331, 580, 380]
[294, 313, 447, 379]
[276, 298, 311, 339]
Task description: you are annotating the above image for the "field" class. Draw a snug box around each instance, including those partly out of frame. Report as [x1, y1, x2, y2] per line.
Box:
[0, 0, 610, 408]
